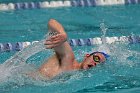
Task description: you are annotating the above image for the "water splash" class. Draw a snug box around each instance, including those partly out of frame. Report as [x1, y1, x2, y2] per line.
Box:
[92, 22, 110, 54]
[0, 39, 55, 88]
[0, 31, 65, 89]
[100, 22, 108, 44]
[4, 40, 46, 68]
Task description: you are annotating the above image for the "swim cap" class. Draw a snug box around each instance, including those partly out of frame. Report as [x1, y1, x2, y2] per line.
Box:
[91, 51, 110, 59]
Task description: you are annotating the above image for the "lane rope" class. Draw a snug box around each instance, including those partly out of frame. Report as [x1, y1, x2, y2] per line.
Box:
[0, 0, 140, 11]
[0, 35, 140, 52]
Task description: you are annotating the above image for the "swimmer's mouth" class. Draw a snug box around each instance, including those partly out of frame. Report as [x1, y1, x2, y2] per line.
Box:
[87, 62, 96, 69]
[83, 63, 96, 69]
[88, 64, 93, 68]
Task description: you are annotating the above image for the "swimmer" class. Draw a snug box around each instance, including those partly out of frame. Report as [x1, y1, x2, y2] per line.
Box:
[38, 19, 109, 79]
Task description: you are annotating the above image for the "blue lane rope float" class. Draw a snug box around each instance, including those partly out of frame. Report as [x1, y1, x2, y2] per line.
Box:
[0, 36, 140, 52]
[0, 42, 23, 52]
[0, 0, 140, 11]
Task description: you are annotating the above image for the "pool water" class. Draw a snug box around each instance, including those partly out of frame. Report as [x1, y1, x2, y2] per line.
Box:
[0, 4, 140, 93]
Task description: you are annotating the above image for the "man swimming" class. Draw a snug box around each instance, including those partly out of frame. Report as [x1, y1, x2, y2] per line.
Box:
[38, 19, 109, 79]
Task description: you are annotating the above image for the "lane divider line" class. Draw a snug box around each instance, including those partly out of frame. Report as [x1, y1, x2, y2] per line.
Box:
[0, 0, 140, 11]
[0, 35, 140, 52]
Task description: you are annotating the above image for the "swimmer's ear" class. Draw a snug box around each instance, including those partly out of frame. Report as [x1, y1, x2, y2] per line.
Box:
[85, 54, 90, 57]
[84, 54, 90, 59]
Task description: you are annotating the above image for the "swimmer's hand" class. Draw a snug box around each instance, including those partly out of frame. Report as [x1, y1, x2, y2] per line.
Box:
[44, 33, 67, 49]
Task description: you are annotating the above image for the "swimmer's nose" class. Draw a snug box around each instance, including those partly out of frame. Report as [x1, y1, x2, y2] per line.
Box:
[91, 61, 97, 66]
[88, 62, 96, 68]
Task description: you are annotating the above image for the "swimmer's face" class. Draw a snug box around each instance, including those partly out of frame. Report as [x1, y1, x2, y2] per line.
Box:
[81, 53, 106, 70]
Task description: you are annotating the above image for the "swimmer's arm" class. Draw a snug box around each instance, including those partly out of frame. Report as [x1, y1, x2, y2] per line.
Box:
[44, 19, 75, 70]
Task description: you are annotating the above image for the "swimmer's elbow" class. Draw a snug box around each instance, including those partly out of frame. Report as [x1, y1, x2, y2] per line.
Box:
[48, 19, 56, 26]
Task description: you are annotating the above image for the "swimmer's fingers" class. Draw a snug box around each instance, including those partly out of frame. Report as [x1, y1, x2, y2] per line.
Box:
[44, 39, 61, 45]
[45, 43, 60, 49]
[48, 34, 67, 42]
[44, 34, 67, 49]
[44, 40, 61, 49]
[44, 39, 64, 49]
[49, 35, 63, 41]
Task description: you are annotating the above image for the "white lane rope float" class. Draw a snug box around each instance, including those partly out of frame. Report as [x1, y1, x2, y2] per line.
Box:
[0, 0, 140, 11]
[0, 35, 140, 52]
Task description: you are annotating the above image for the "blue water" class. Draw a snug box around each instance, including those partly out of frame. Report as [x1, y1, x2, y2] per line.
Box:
[0, 4, 140, 93]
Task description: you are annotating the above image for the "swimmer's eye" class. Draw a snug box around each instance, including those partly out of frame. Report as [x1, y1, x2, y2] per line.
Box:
[93, 55, 101, 63]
